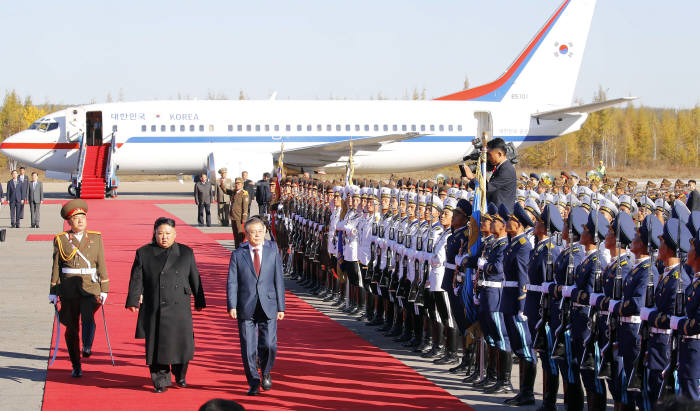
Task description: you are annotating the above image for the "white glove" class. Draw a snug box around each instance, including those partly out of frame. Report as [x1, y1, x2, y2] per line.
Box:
[562, 286, 573, 298]
[100, 292, 108, 304]
[49, 294, 58, 305]
[477, 257, 487, 270]
[607, 300, 620, 314]
[517, 312, 528, 322]
[640, 307, 655, 321]
[541, 282, 553, 294]
[430, 256, 441, 268]
[670, 316, 684, 330]
[589, 293, 603, 305]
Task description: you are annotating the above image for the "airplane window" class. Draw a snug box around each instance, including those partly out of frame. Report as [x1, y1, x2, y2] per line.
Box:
[439, 125, 444, 132]
[401, 125, 407, 132]
[317, 124, 322, 132]
[255, 125, 260, 132]
[364, 125, 369, 132]
[151, 125, 156, 132]
[420, 125, 425, 132]
[393, 125, 398, 132]
[28, 122, 39, 130]
[161, 125, 166, 132]
[265, 125, 270, 132]
[307, 125, 312, 132]
[373, 125, 379, 132]
[286, 125, 291, 132]
[180, 125, 185, 132]
[355, 124, 360, 132]
[336, 124, 341, 132]
[326, 124, 332, 132]
[199, 125, 204, 132]
[141, 125, 147, 132]
[171, 125, 176, 132]
[274, 125, 280, 132]
[448, 125, 454, 132]
[430, 125, 435, 132]
[458, 125, 463, 132]
[246, 125, 252, 132]
[228, 125, 233, 132]
[209, 125, 214, 132]
[190, 125, 195, 132]
[383, 125, 388, 132]
[297, 125, 302, 132]
[346, 125, 351, 132]
[47, 122, 59, 131]
[411, 125, 416, 132]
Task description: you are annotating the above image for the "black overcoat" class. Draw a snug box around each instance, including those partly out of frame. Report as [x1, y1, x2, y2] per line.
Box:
[126, 242, 206, 365]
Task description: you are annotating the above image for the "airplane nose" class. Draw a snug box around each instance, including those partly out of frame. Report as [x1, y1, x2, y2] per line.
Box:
[0, 132, 32, 164]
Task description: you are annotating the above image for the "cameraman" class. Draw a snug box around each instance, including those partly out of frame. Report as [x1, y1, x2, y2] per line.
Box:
[463, 137, 517, 213]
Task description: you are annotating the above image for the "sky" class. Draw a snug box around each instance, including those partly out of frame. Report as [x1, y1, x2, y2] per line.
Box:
[1, 0, 698, 108]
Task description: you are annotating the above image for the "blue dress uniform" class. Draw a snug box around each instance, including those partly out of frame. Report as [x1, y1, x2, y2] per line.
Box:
[566, 210, 609, 410]
[546, 207, 586, 409]
[676, 234, 700, 401]
[643, 217, 689, 406]
[444, 224, 468, 334]
[527, 203, 563, 411]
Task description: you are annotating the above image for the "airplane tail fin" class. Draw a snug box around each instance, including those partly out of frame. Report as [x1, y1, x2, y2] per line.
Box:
[436, 0, 596, 108]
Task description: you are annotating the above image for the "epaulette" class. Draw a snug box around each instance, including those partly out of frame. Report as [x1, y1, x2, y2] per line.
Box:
[433, 225, 442, 231]
[87, 230, 101, 235]
[519, 237, 526, 245]
[57, 231, 68, 236]
[620, 260, 627, 266]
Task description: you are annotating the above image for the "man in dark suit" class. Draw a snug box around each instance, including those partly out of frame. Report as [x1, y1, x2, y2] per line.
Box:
[687, 179, 700, 211]
[194, 173, 214, 227]
[227, 216, 285, 396]
[7, 170, 26, 228]
[464, 137, 517, 213]
[255, 173, 272, 216]
[28, 172, 44, 228]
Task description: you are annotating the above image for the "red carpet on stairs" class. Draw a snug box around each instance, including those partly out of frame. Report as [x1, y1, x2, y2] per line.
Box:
[42, 200, 472, 411]
[80, 145, 108, 199]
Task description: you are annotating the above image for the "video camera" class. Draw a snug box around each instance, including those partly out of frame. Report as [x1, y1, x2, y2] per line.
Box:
[462, 138, 518, 173]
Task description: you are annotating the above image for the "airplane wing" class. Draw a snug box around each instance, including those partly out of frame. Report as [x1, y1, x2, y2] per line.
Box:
[273, 132, 422, 168]
[532, 97, 637, 120]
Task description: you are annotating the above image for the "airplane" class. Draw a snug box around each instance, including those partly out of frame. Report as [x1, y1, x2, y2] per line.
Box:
[0, 0, 634, 198]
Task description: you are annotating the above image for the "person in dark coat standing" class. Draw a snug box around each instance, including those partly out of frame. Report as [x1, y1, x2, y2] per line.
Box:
[255, 173, 272, 216]
[464, 137, 517, 213]
[194, 173, 214, 227]
[126, 217, 206, 393]
[227, 216, 285, 396]
[7, 170, 26, 228]
[28, 171, 44, 228]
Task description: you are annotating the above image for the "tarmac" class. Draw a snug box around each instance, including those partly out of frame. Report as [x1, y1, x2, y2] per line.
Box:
[0, 180, 571, 410]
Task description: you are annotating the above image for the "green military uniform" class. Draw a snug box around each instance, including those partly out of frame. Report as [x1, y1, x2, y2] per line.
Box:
[229, 179, 249, 248]
[217, 169, 232, 226]
[50, 199, 109, 376]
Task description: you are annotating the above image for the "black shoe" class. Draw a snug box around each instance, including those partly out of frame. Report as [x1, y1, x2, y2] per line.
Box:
[261, 374, 272, 391]
[449, 357, 469, 374]
[483, 379, 514, 394]
[176, 379, 187, 388]
[505, 393, 535, 406]
[395, 331, 413, 342]
[471, 374, 496, 388]
[367, 316, 384, 326]
[462, 371, 481, 384]
[35, 225, 39, 228]
[82, 347, 92, 358]
[154, 386, 168, 393]
[434, 352, 460, 365]
[71, 366, 82, 378]
[247, 383, 260, 396]
[422, 345, 446, 359]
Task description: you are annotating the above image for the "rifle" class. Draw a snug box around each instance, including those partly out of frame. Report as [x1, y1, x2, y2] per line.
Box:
[533, 215, 554, 352]
[397, 227, 412, 299]
[407, 222, 425, 302]
[581, 205, 603, 371]
[659, 217, 684, 400]
[598, 214, 624, 380]
[416, 185, 436, 306]
[551, 207, 575, 361]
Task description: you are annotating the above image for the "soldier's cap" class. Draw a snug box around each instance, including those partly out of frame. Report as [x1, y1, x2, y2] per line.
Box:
[438, 185, 448, 195]
[430, 196, 444, 212]
[407, 192, 417, 205]
[233, 177, 242, 184]
[447, 187, 458, 198]
[540, 204, 564, 233]
[671, 199, 691, 223]
[540, 192, 554, 205]
[554, 194, 567, 209]
[380, 187, 391, 198]
[584, 210, 609, 240]
[417, 194, 427, 206]
[567, 207, 588, 238]
[530, 173, 540, 180]
[655, 198, 671, 213]
[660, 218, 692, 253]
[350, 185, 361, 198]
[61, 199, 88, 220]
[520, 172, 528, 179]
[218, 168, 227, 174]
[570, 172, 579, 179]
[610, 211, 635, 247]
[511, 202, 535, 228]
[638, 215, 663, 249]
[687, 211, 700, 237]
[598, 197, 618, 218]
[524, 198, 541, 220]
[443, 197, 458, 211]
[516, 189, 526, 201]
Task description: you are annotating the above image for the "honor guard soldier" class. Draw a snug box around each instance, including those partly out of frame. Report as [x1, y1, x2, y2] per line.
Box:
[216, 168, 232, 226]
[396, 192, 421, 342]
[502, 202, 537, 405]
[640, 216, 688, 406]
[49, 200, 109, 377]
[419, 195, 446, 359]
[228, 177, 249, 248]
[674, 233, 700, 400]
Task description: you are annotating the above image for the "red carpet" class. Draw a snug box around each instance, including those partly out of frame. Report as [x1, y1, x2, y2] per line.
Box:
[42, 199, 471, 410]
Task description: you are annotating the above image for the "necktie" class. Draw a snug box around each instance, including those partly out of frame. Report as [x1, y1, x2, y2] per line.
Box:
[253, 248, 261, 277]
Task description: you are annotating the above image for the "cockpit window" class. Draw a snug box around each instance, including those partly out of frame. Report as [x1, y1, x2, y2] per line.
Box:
[28, 121, 58, 132]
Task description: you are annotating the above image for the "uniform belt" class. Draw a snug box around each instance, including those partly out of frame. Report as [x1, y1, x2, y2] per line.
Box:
[444, 262, 456, 270]
[620, 316, 641, 324]
[526, 284, 543, 292]
[572, 302, 588, 308]
[683, 334, 700, 340]
[503, 281, 519, 288]
[598, 311, 609, 316]
[61, 268, 97, 275]
[650, 327, 672, 335]
[482, 280, 502, 288]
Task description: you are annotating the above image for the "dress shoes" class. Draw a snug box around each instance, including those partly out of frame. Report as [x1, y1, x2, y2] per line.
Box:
[261, 374, 272, 391]
[247, 383, 260, 396]
[82, 347, 92, 358]
[154, 386, 168, 393]
[176, 379, 187, 388]
[71, 366, 82, 378]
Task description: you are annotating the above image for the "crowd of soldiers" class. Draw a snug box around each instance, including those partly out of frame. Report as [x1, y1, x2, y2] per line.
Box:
[266, 171, 700, 411]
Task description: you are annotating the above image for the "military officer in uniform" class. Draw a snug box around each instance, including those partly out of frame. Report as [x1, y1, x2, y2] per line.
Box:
[228, 177, 249, 248]
[217, 168, 232, 226]
[49, 200, 109, 377]
[675, 233, 700, 400]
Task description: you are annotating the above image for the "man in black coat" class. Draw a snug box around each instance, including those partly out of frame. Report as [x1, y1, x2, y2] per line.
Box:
[687, 179, 700, 211]
[194, 173, 214, 227]
[464, 137, 517, 213]
[242, 171, 256, 215]
[7, 170, 27, 228]
[126, 218, 206, 393]
[255, 173, 272, 216]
